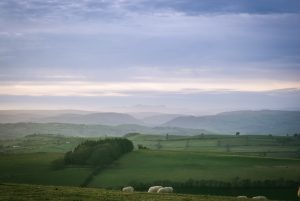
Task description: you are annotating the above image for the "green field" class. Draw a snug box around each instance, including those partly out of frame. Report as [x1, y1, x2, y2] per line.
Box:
[0, 183, 273, 201]
[1, 134, 300, 158]
[0, 152, 93, 186]
[127, 134, 300, 158]
[0, 134, 87, 153]
[90, 150, 300, 187]
[0, 134, 300, 200]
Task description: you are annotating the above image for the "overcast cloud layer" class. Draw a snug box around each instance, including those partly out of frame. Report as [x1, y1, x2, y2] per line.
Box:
[0, 0, 300, 113]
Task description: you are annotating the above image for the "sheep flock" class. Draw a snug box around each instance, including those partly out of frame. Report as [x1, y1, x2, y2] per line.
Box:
[122, 185, 300, 199]
[122, 186, 173, 193]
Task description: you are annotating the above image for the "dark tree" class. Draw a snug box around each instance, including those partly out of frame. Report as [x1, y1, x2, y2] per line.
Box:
[64, 138, 134, 167]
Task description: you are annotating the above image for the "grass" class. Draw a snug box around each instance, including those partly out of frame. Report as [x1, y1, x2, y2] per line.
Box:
[0, 183, 271, 201]
[1, 134, 300, 158]
[0, 134, 300, 200]
[0, 152, 93, 186]
[90, 150, 300, 188]
[127, 134, 300, 158]
[0, 134, 86, 153]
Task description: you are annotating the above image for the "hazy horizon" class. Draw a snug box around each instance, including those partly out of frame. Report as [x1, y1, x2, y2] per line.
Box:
[0, 107, 300, 117]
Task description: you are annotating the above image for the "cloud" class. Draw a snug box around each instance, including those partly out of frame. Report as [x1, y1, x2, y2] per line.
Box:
[1, 0, 300, 23]
[1, 12, 299, 73]
[0, 79, 299, 97]
[0, 88, 299, 113]
[0, 0, 299, 111]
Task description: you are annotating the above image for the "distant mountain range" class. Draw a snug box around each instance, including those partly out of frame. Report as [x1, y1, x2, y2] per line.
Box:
[0, 110, 179, 126]
[36, 113, 143, 126]
[163, 110, 300, 135]
[0, 110, 299, 136]
[0, 123, 210, 139]
[140, 114, 180, 125]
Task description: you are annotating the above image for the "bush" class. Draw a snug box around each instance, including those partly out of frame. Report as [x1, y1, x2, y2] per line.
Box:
[137, 144, 148, 150]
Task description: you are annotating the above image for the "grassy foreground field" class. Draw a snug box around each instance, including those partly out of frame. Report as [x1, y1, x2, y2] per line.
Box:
[90, 150, 300, 200]
[0, 183, 270, 201]
[0, 152, 93, 186]
[0, 134, 300, 200]
[90, 150, 300, 187]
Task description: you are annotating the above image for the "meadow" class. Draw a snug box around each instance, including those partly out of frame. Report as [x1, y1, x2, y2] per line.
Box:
[89, 150, 300, 200]
[0, 183, 251, 201]
[127, 133, 300, 158]
[0, 152, 92, 186]
[90, 150, 300, 187]
[0, 134, 86, 153]
[0, 134, 300, 200]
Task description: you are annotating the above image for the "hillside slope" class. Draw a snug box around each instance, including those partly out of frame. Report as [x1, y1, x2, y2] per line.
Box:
[163, 110, 300, 135]
[0, 183, 264, 201]
[0, 110, 92, 123]
[37, 112, 143, 126]
[0, 123, 211, 139]
[141, 114, 180, 125]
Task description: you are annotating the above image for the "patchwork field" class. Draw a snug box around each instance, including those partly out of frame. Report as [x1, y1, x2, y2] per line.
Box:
[0, 134, 87, 153]
[0, 134, 300, 200]
[90, 150, 300, 188]
[127, 134, 300, 158]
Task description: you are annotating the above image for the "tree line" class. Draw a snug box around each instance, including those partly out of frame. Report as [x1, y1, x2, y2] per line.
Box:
[64, 138, 134, 166]
[129, 178, 300, 190]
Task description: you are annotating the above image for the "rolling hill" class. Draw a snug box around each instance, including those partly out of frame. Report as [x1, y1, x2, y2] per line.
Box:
[163, 110, 300, 135]
[37, 112, 143, 126]
[0, 110, 92, 123]
[1, 110, 300, 136]
[0, 123, 211, 139]
[141, 113, 181, 126]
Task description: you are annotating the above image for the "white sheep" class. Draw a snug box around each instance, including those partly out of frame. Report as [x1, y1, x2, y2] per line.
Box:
[122, 186, 134, 192]
[157, 187, 173, 193]
[237, 196, 248, 199]
[252, 196, 267, 200]
[298, 187, 300, 198]
[148, 186, 163, 193]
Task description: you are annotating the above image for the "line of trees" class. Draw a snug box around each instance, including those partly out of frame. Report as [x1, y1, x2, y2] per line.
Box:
[129, 178, 300, 190]
[64, 138, 134, 166]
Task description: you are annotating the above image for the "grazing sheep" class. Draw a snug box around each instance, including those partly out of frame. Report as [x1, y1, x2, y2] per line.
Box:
[122, 186, 134, 192]
[252, 196, 267, 200]
[298, 187, 300, 198]
[148, 186, 163, 193]
[157, 187, 173, 193]
[237, 196, 248, 199]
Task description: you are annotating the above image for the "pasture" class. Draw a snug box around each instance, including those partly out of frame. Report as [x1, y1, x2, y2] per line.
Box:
[0, 152, 93, 186]
[90, 150, 300, 187]
[0, 134, 86, 153]
[127, 134, 300, 158]
[89, 150, 300, 200]
[0, 134, 300, 200]
[0, 183, 274, 201]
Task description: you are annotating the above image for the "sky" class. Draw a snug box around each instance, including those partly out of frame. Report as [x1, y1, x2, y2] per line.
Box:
[0, 0, 300, 114]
